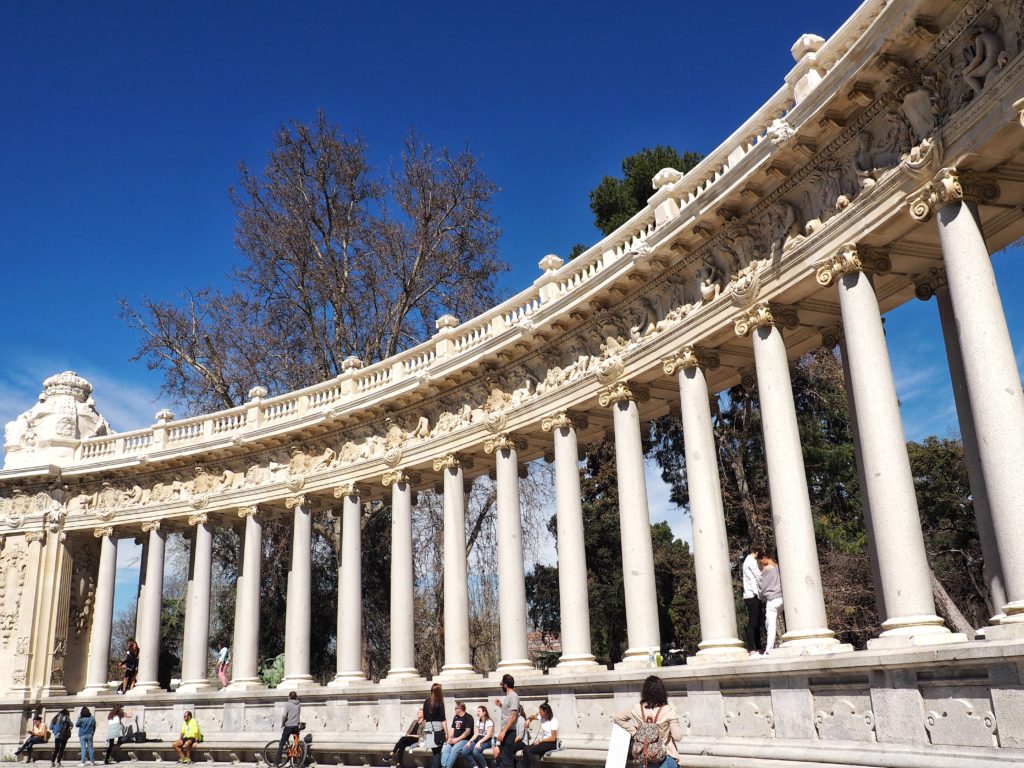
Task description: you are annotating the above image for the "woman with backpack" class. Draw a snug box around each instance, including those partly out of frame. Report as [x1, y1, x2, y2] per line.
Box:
[613, 676, 683, 768]
[75, 708, 97, 767]
[49, 709, 73, 767]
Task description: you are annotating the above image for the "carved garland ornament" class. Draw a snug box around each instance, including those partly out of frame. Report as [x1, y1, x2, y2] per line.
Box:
[662, 345, 721, 375]
[814, 243, 892, 286]
[907, 167, 1001, 221]
[733, 302, 799, 337]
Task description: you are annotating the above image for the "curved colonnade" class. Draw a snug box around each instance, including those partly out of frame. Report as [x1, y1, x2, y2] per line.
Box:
[4, 0, 1024, 765]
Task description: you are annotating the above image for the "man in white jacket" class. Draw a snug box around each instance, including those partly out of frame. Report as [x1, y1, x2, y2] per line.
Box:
[742, 547, 764, 655]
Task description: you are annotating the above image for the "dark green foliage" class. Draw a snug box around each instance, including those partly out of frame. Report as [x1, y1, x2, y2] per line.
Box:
[589, 146, 703, 236]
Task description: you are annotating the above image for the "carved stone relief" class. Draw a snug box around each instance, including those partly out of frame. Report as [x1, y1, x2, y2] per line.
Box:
[0, 546, 28, 646]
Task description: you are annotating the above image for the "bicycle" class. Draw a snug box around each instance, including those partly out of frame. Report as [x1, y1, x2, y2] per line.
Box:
[263, 722, 307, 768]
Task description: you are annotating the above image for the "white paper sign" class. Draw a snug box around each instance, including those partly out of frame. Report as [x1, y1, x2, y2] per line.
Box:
[605, 723, 631, 768]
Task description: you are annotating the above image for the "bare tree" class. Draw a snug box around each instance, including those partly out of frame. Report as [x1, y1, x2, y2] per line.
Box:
[121, 112, 506, 413]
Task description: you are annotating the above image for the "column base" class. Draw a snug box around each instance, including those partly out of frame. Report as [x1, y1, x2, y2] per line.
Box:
[176, 680, 216, 694]
[1000, 600, 1024, 623]
[79, 684, 114, 697]
[382, 668, 426, 684]
[868, 615, 967, 649]
[279, 675, 319, 690]
[979, 622, 1024, 641]
[769, 642, 854, 658]
[328, 672, 368, 687]
[127, 681, 165, 695]
[226, 678, 267, 692]
[688, 641, 748, 666]
[614, 645, 661, 671]
[548, 654, 602, 675]
[436, 663, 481, 680]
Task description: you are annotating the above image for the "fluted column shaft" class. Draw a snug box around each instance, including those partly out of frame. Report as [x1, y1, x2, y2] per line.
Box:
[494, 444, 532, 672]
[549, 421, 598, 671]
[609, 393, 661, 664]
[332, 491, 366, 684]
[836, 268, 948, 640]
[283, 502, 314, 686]
[936, 196, 1024, 625]
[674, 357, 745, 659]
[749, 322, 837, 648]
[179, 518, 214, 692]
[229, 509, 264, 689]
[387, 478, 421, 680]
[132, 524, 167, 693]
[934, 284, 1007, 621]
[439, 460, 475, 677]
[81, 531, 118, 695]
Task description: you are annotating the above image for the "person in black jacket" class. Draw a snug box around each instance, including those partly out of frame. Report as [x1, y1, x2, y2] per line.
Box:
[49, 709, 73, 767]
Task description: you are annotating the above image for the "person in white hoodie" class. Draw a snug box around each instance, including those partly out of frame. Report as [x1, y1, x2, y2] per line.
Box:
[742, 547, 764, 655]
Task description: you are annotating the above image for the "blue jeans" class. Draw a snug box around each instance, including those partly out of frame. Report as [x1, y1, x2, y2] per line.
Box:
[654, 758, 677, 768]
[81, 736, 95, 763]
[440, 740, 467, 768]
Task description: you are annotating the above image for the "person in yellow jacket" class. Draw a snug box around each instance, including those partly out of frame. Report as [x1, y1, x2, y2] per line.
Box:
[173, 712, 202, 764]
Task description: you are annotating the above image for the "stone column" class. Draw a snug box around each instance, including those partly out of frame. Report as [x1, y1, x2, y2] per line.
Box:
[917, 270, 1008, 625]
[133, 537, 149, 643]
[734, 303, 842, 652]
[132, 521, 167, 694]
[330, 483, 367, 686]
[485, 433, 533, 674]
[434, 454, 478, 678]
[9, 532, 44, 695]
[541, 412, 598, 672]
[81, 527, 118, 696]
[178, 514, 215, 692]
[917, 169, 1024, 632]
[600, 381, 661, 667]
[282, 496, 315, 687]
[663, 347, 746, 661]
[383, 471, 423, 682]
[229, 506, 265, 690]
[816, 248, 955, 645]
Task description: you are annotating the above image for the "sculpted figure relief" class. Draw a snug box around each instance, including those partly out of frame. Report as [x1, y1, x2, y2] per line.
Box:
[963, 23, 1009, 96]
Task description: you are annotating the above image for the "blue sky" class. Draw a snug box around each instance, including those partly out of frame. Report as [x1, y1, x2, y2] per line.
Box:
[2, 2, 1022, 612]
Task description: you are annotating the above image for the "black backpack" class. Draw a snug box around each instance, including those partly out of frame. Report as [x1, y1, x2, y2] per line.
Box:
[52, 715, 71, 739]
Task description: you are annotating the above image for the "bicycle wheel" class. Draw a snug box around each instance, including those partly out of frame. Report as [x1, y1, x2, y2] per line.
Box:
[288, 740, 307, 768]
[264, 740, 281, 766]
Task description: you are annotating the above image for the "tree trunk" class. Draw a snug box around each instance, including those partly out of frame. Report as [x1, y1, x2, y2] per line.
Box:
[930, 568, 975, 635]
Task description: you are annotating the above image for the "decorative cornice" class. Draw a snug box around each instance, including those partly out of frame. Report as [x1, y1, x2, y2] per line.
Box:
[733, 302, 799, 337]
[662, 345, 720, 375]
[483, 432, 527, 454]
[93, 526, 114, 538]
[187, 513, 208, 526]
[541, 410, 588, 433]
[814, 243, 891, 286]
[238, 506, 260, 519]
[284, 494, 306, 510]
[140, 520, 161, 533]
[598, 380, 649, 407]
[907, 167, 1000, 222]
[913, 267, 948, 301]
[382, 469, 419, 487]
[333, 482, 367, 498]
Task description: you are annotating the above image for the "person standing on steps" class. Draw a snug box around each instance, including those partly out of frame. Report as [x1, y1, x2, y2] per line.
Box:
[275, 692, 301, 767]
[494, 674, 519, 768]
[49, 708, 72, 767]
[75, 707, 97, 767]
[216, 644, 229, 688]
[742, 546, 764, 655]
[758, 551, 784, 654]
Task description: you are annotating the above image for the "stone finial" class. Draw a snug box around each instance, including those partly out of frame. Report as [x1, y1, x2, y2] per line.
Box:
[791, 33, 825, 61]
[341, 356, 364, 372]
[652, 167, 683, 190]
[787, 33, 827, 104]
[538, 254, 564, 272]
[247, 386, 268, 400]
[155, 408, 175, 423]
[434, 314, 460, 332]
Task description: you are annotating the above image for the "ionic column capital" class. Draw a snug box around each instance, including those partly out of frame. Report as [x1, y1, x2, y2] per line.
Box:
[24, 530, 45, 544]
[814, 243, 891, 287]
[93, 526, 114, 538]
[913, 267, 948, 301]
[821, 324, 845, 350]
[733, 301, 799, 337]
[140, 520, 161, 533]
[333, 482, 367, 498]
[541, 410, 588, 433]
[238, 505, 261, 519]
[908, 167, 1001, 222]
[382, 469, 419, 487]
[662, 345, 720, 375]
[187, 513, 209, 527]
[598, 380, 649, 407]
[433, 452, 472, 472]
[284, 494, 306, 510]
[484, 432, 527, 454]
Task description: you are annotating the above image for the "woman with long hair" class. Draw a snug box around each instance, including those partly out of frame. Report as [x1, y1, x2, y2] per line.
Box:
[385, 708, 424, 768]
[465, 706, 493, 768]
[613, 676, 683, 768]
[520, 703, 559, 768]
[421, 684, 449, 768]
[104, 705, 127, 764]
[49, 708, 73, 767]
[117, 641, 139, 694]
[75, 707, 97, 767]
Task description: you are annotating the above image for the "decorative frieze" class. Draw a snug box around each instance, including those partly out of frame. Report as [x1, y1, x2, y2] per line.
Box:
[908, 167, 1001, 221]
[662, 345, 721, 375]
[733, 302, 799, 337]
[814, 243, 891, 286]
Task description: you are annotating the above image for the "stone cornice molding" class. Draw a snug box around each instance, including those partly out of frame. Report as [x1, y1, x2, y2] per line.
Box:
[908, 167, 1001, 221]
[598, 380, 649, 407]
[333, 482, 367, 499]
[540, 410, 589, 433]
[913, 267, 948, 301]
[381, 469, 419, 487]
[483, 433, 528, 454]
[733, 302, 799, 337]
[140, 520, 161, 533]
[284, 494, 306, 510]
[187, 513, 208, 527]
[814, 243, 892, 286]
[662, 345, 721, 375]
[93, 526, 114, 538]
